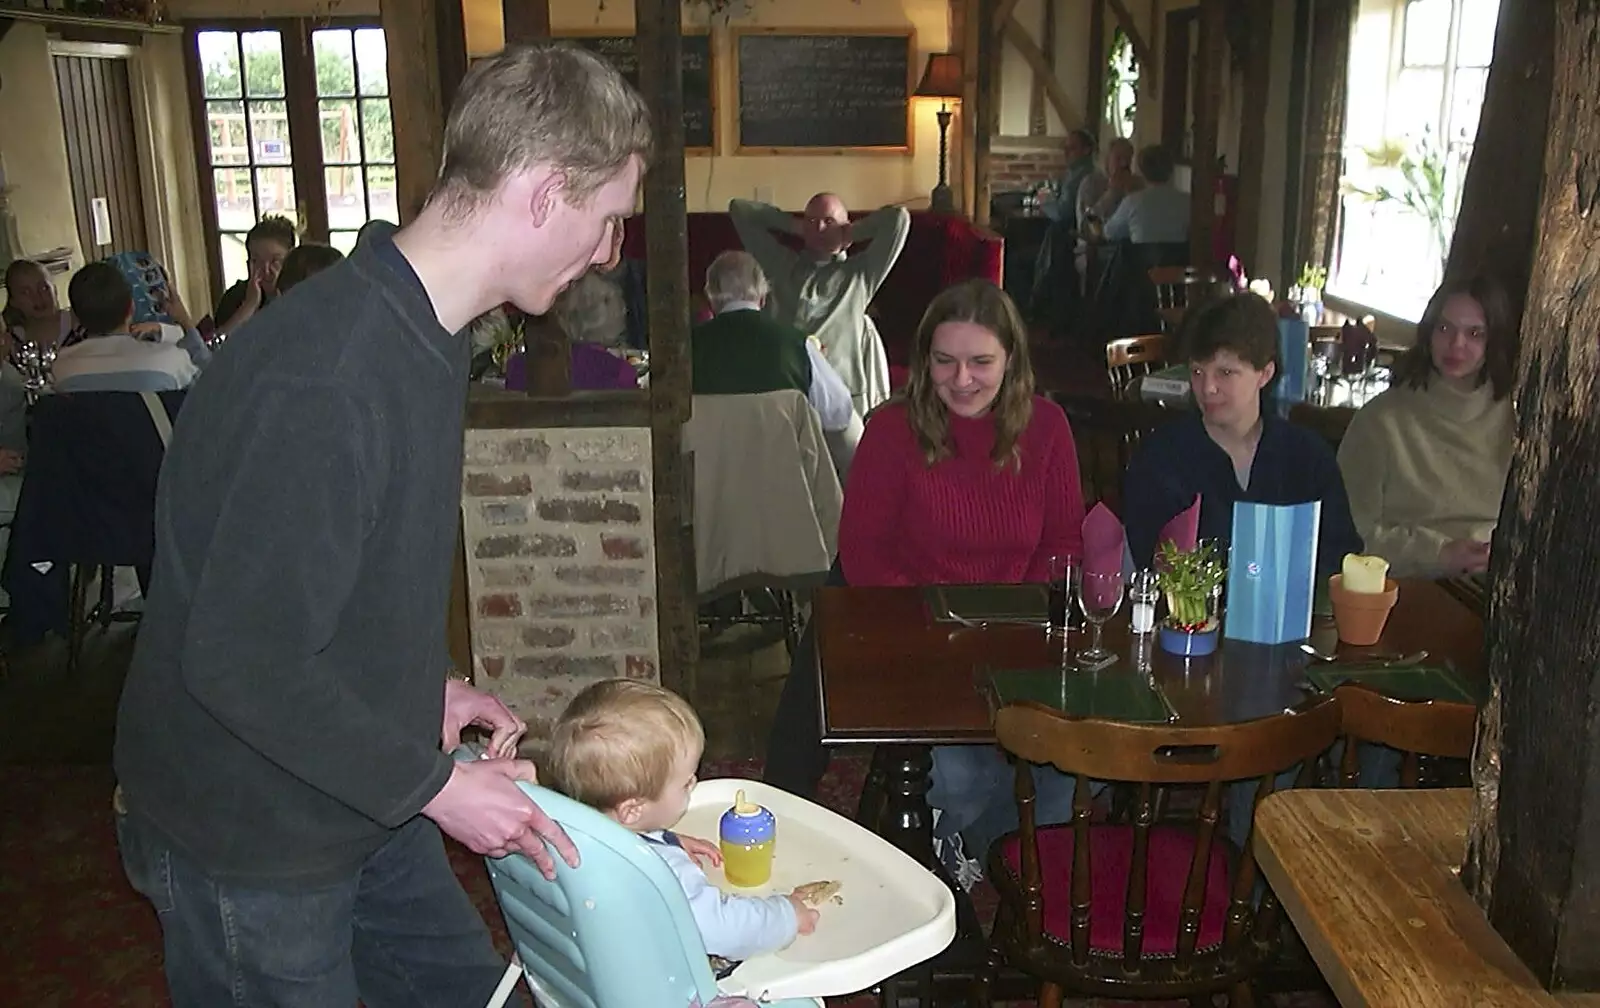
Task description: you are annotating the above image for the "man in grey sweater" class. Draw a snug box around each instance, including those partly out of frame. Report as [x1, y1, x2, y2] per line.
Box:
[729, 193, 909, 416]
[113, 44, 652, 1008]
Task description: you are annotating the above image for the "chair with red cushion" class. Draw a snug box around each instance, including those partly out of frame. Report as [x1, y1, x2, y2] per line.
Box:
[988, 699, 1341, 1007]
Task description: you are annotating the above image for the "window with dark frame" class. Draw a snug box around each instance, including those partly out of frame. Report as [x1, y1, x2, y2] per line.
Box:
[187, 20, 394, 300]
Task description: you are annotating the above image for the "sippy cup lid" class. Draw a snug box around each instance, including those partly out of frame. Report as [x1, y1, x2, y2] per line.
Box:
[731, 789, 762, 816]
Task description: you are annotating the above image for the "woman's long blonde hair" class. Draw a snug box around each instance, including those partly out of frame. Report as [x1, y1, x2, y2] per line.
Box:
[901, 279, 1035, 467]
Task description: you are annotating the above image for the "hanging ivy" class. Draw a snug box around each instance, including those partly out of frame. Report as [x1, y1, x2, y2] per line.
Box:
[1104, 27, 1139, 138]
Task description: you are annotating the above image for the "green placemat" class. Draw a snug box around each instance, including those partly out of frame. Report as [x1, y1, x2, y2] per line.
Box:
[989, 667, 1177, 723]
[1304, 663, 1479, 703]
[926, 585, 1048, 624]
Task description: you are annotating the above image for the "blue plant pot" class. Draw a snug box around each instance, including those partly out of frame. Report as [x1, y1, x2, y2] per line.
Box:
[1159, 624, 1219, 657]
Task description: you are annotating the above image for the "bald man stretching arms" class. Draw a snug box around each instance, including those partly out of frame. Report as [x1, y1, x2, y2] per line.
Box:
[728, 192, 908, 416]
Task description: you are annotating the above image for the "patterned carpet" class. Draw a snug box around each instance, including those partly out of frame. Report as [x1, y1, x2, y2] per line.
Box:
[0, 754, 1333, 1007]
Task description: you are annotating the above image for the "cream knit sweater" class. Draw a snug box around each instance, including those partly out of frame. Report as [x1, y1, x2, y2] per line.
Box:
[1336, 376, 1514, 578]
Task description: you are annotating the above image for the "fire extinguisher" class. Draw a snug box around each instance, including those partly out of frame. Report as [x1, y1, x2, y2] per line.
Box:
[1211, 172, 1239, 270]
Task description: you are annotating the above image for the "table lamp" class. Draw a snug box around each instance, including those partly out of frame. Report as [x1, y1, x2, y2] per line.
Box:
[914, 52, 963, 214]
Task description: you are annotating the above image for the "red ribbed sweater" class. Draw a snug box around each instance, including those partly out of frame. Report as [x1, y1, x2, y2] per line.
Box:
[839, 396, 1086, 586]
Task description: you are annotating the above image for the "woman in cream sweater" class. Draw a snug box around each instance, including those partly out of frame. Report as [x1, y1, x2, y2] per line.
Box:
[1337, 274, 1516, 578]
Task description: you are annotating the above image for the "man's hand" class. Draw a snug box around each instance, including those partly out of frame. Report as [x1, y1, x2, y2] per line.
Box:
[1439, 538, 1491, 575]
[441, 678, 526, 759]
[157, 286, 197, 330]
[0, 448, 24, 476]
[422, 759, 581, 878]
[677, 833, 723, 869]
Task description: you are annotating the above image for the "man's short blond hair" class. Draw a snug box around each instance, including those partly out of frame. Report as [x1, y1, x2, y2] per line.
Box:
[430, 43, 654, 217]
[545, 679, 704, 811]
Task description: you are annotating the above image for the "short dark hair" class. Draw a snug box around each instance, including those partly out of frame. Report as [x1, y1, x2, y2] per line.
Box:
[1137, 144, 1175, 184]
[1394, 272, 1517, 400]
[1178, 291, 1279, 372]
[68, 261, 134, 336]
[277, 243, 345, 294]
[1068, 128, 1097, 155]
[246, 215, 298, 251]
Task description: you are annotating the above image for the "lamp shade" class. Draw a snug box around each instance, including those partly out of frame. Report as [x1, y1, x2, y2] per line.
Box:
[914, 52, 964, 100]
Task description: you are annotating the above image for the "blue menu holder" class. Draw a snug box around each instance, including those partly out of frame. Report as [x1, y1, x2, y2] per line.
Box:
[1224, 501, 1320, 645]
[1276, 318, 1310, 404]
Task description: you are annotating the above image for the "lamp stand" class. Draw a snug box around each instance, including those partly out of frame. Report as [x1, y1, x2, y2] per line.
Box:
[931, 105, 954, 214]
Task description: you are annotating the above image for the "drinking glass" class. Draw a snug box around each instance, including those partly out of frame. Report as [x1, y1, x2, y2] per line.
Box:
[1047, 553, 1081, 637]
[1076, 570, 1125, 667]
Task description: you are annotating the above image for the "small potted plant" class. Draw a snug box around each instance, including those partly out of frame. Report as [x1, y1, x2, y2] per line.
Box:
[1154, 539, 1226, 657]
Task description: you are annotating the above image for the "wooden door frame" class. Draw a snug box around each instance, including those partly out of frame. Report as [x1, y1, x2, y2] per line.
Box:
[181, 16, 384, 301]
[48, 40, 161, 264]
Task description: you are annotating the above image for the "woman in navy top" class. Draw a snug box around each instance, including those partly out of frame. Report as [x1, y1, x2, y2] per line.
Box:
[1123, 292, 1361, 579]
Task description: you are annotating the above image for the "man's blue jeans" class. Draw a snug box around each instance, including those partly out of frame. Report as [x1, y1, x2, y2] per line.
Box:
[117, 811, 507, 1008]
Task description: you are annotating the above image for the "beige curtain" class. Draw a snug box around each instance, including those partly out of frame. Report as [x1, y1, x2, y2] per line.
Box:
[1295, 0, 1357, 277]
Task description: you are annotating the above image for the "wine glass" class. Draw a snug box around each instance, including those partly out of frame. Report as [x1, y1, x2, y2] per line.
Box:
[1076, 570, 1125, 668]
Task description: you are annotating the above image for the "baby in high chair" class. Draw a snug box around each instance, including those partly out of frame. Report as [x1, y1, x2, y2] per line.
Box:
[546, 679, 820, 961]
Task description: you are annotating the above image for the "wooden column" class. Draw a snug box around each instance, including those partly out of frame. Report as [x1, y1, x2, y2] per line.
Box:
[635, 0, 697, 696]
[971, 0, 998, 226]
[1085, 0, 1106, 140]
[503, 0, 551, 46]
[1187, 0, 1225, 271]
[1232, 0, 1275, 273]
[1442, 0, 1553, 333]
[1463, 1, 1600, 990]
[381, 0, 454, 223]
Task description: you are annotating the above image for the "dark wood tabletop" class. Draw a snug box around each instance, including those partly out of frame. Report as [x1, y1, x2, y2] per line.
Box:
[815, 578, 1484, 745]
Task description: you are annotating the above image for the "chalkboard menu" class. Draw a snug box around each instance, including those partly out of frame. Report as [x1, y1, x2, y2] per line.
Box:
[735, 32, 912, 151]
[561, 34, 716, 151]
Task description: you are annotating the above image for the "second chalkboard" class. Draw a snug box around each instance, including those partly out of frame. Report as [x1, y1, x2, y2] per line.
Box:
[735, 32, 913, 152]
[560, 33, 716, 151]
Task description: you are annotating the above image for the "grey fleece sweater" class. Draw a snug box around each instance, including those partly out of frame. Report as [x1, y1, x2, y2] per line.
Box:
[114, 225, 468, 885]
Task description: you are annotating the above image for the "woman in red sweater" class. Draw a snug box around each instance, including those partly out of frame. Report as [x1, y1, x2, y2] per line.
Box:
[765, 279, 1086, 886]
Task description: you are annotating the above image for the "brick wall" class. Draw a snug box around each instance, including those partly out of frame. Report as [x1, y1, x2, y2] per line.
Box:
[461, 426, 660, 740]
[988, 145, 1068, 193]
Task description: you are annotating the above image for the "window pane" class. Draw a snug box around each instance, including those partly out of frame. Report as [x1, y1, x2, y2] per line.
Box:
[242, 31, 285, 99]
[1447, 66, 1488, 146]
[330, 231, 360, 256]
[214, 168, 255, 231]
[355, 29, 388, 96]
[327, 166, 367, 230]
[248, 101, 292, 164]
[1392, 67, 1444, 141]
[319, 99, 360, 164]
[361, 99, 394, 163]
[206, 100, 247, 165]
[313, 29, 356, 98]
[1402, 0, 1450, 66]
[366, 165, 398, 225]
[219, 232, 250, 289]
[198, 31, 242, 99]
[1457, 0, 1500, 67]
[255, 167, 297, 222]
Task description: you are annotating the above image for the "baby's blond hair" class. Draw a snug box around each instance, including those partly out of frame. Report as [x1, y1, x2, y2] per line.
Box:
[545, 678, 704, 811]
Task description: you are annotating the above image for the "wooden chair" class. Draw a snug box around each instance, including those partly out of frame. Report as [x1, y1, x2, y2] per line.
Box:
[1052, 392, 1179, 513]
[1104, 334, 1167, 399]
[988, 699, 1342, 1007]
[1148, 267, 1216, 334]
[1333, 683, 1477, 788]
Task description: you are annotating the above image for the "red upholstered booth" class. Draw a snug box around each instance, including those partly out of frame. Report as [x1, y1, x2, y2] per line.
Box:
[619, 211, 1003, 384]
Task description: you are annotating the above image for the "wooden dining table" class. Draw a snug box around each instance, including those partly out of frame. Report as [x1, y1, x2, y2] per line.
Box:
[813, 577, 1485, 998]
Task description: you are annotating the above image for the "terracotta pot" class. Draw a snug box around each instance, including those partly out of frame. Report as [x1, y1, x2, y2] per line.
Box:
[1328, 574, 1399, 646]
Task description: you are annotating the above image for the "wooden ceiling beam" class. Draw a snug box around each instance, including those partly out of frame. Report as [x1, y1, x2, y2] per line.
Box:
[1001, 14, 1082, 130]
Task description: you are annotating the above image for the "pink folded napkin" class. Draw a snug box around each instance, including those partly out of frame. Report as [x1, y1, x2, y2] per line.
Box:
[1158, 494, 1202, 555]
[1081, 503, 1127, 609]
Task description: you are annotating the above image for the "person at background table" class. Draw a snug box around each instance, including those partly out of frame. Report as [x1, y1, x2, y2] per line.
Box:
[1123, 292, 1361, 580]
[691, 250, 859, 473]
[52, 261, 209, 393]
[276, 242, 345, 295]
[1037, 129, 1103, 229]
[1336, 274, 1515, 579]
[835, 278, 1086, 885]
[729, 192, 907, 416]
[111, 43, 650, 1007]
[211, 214, 297, 337]
[1101, 144, 1190, 247]
[1079, 136, 1142, 226]
[3, 258, 74, 356]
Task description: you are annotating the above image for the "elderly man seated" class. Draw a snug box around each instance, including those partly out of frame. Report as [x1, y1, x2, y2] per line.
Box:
[691, 250, 861, 477]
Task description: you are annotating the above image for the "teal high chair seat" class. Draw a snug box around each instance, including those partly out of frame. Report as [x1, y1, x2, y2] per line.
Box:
[479, 778, 822, 1008]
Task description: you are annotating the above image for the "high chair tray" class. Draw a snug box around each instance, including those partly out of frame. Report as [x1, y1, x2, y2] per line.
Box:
[678, 778, 956, 1002]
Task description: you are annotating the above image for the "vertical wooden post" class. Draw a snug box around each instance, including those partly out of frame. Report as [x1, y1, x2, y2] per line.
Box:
[635, 0, 697, 697]
[960, 0, 981, 219]
[1463, 3, 1600, 989]
[1085, 0, 1106, 140]
[435, 0, 469, 117]
[1442, 0, 1553, 332]
[973, 0, 997, 227]
[381, 0, 449, 223]
[1232, 0, 1275, 274]
[503, 0, 552, 46]
[1187, 0, 1225, 271]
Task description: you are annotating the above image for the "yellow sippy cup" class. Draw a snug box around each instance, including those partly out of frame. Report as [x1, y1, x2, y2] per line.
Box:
[718, 789, 777, 887]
